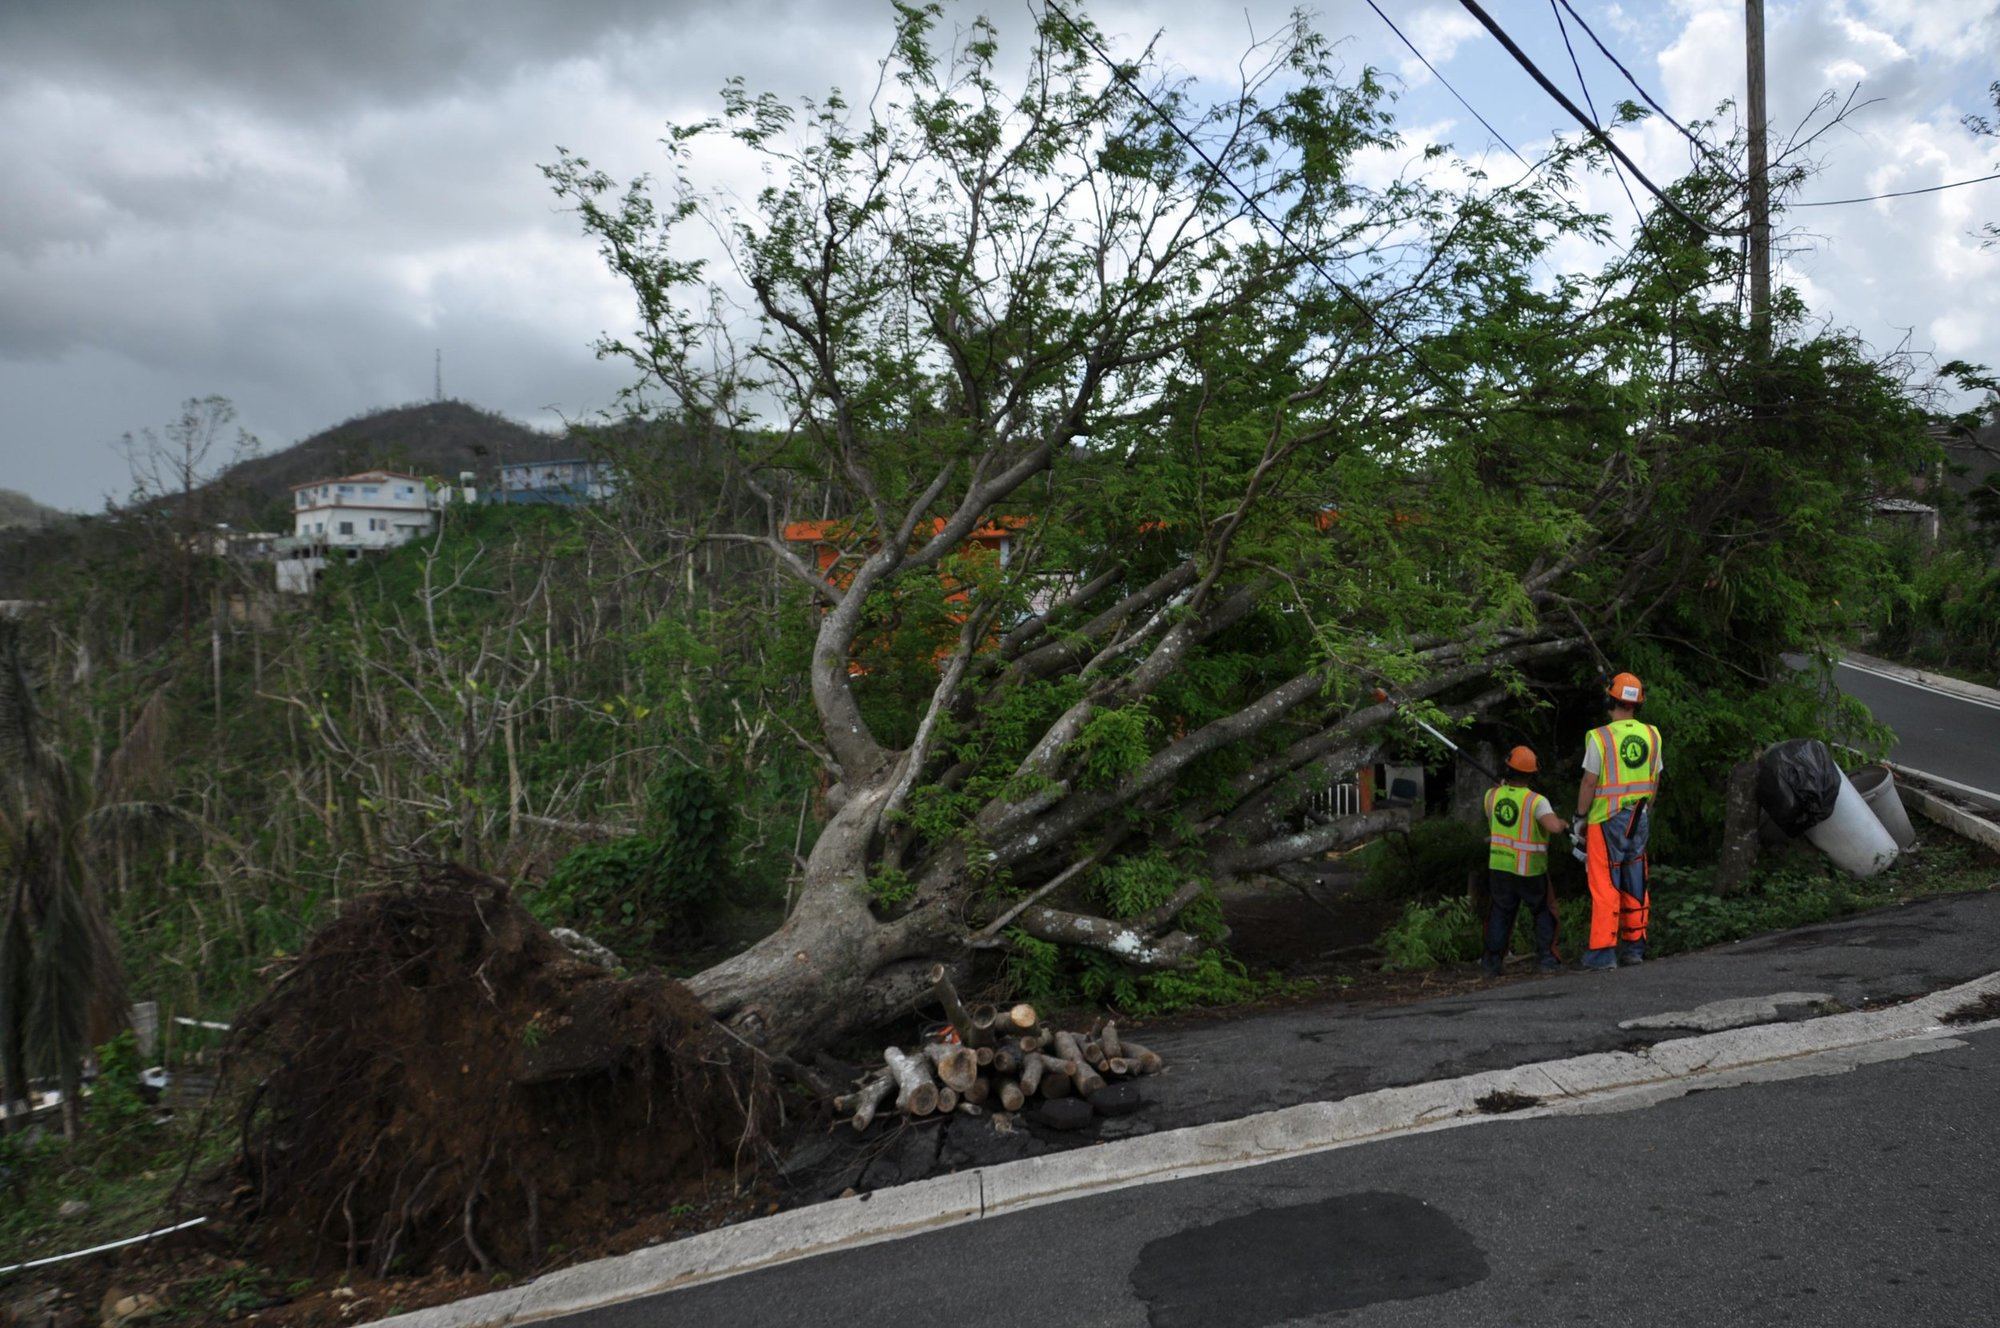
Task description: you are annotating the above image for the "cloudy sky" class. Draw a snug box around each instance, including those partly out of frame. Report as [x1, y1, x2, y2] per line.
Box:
[3, 0, 1996, 511]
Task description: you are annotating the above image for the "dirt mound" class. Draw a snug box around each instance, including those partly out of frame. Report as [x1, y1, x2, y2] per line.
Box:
[229, 865, 774, 1276]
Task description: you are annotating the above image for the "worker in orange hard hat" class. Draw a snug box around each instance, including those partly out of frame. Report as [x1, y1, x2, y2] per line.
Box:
[1573, 672, 1662, 970]
[1481, 744, 1569, 978]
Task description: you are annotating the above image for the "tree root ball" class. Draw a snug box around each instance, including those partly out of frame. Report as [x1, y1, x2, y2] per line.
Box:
[228, 865, 775, 1276]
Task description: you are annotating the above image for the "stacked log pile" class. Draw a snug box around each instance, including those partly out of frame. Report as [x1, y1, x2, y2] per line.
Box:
[834, 966, 1162, 1132]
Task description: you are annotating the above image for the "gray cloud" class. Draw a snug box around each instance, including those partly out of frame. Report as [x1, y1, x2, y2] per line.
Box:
[1, 0, 1993, 511]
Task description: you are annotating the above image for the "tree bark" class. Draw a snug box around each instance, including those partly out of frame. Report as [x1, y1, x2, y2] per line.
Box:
[1715, 757, 1761, 895]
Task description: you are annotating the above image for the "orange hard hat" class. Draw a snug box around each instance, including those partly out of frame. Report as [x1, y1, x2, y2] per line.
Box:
[1506, 745, 1538, 774]
[1607, 672, 1645, 705]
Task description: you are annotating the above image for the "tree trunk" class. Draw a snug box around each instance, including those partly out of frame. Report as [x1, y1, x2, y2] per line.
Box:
[1715, 757, 1761, 895]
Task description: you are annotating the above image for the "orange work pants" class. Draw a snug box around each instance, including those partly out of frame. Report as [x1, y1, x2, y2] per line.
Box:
[1584, 817, 1650, 951]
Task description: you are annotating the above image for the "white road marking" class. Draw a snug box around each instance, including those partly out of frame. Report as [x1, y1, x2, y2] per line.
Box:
[1837, 657, 2000, 713]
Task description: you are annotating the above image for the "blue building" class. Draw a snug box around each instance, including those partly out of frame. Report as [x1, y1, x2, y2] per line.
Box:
[493, 458, 616, 506]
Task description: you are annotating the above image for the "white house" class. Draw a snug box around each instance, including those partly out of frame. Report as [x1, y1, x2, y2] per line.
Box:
[494, 458, 617, 506]
[290, 470, 438, 548]
[275, 470, 470, 593]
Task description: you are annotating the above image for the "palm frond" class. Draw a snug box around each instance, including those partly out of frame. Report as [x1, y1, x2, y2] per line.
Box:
[101, 688, 171, 803]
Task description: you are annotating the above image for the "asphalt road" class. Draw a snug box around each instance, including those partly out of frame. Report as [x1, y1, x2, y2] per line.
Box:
[574, 1026, 2000, 1327]
[1831, 658, 2000, 811]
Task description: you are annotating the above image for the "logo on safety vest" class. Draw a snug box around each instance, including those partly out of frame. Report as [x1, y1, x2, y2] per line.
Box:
[1495, 800, 1519, 827]
[1619, 734, 1650, 768]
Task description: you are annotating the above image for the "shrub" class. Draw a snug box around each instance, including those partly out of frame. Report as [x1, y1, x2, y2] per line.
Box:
[1379, 897, 1482, 970]
[1362, 819, 1487, 901]
[533, 765, 733, 957]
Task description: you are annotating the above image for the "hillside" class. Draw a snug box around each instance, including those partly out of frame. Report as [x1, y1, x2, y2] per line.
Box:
[0, 487, 64, 530]
[219, 399, 566, 503]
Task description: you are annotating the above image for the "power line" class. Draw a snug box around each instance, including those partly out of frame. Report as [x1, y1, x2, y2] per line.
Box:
[1454, 0, 1745, 237]
[1549, 0, 1642, 222]
[1364, 0, 1527, 167]
[1554, 0, 1728, 168]
[1040, 0, 1457, 393]
[1795, 170, 2000, 207]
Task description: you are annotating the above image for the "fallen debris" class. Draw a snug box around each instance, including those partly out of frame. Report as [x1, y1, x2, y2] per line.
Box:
[1941, 992, 2000, 1026]
[831, 966, 1160, 1132]
[1473, 1090, 1540, 1114]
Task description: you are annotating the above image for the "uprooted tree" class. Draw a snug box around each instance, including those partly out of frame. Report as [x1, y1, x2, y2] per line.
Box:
[546, 3, 1932, 1056]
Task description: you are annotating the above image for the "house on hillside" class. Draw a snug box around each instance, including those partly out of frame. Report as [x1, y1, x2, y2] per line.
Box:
[492, 458, 617, 506]
[274, 469, 473, 593]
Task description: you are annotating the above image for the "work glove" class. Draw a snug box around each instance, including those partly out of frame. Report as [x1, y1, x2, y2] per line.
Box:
[1571, 839, 1588, 865]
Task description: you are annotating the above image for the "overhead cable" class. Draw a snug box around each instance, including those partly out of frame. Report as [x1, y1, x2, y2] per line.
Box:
[1554, 0, 1731, 169]
[1454, 0, 1745, 237]
[1794, 170, 2000, 207]
[1364, 0, 1528, 167]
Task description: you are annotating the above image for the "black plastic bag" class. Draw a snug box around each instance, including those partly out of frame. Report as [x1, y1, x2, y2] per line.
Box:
[1756, 738, 1843, 836]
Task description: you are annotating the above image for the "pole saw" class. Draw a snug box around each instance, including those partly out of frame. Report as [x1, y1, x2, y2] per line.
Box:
[1371, 688, 1568, 962]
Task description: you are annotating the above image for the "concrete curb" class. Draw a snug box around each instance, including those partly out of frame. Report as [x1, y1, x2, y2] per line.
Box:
[1839, 651, 2000, 709]
[1897, 774, 2000, 856]
[367, 971, 2000, 1328]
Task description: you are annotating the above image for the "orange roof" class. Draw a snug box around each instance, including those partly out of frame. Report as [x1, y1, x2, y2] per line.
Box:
[783, 515, 1029, 544]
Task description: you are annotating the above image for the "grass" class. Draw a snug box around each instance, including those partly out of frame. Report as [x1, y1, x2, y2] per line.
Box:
[1377, 831, 1997, 971]
[0, 1041, 232, 1269]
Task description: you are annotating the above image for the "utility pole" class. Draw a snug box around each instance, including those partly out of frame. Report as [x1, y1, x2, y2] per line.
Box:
[434, 348, 444, 403]
[1744, 0, 1771, 351]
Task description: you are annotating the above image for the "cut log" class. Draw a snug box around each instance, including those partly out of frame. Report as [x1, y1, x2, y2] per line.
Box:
[1038, 1051, 1080, 1079]
[835, 1073, 894, 1132]
[936, 1086, 959, 1114]
[974, 1046, 995, 1066]
[992, 1112, 1015, 1136]
[1100, 1021, 1124, 1060]
[1120, 1040, 1163, 1075]
[1055, 1034, 1105, 1095]
[1038, 1069, 1073, 1099]
[1104, 1057, 1130, 1076]
[883, 1046, 939, 1116]
[956, 1100, 985, 1116]
[1006, 1003, 1039, 1031]
[997, 1077, 1026, 1112]
[1081, 1038, 1107, 1068]
[929, 963, 988, 1047]
[971, 1003, 999, 1031]
[1018, 1053, 1045, 1096]
[923, 1042, 979, 1093]
[991, 1044, 1020, 1075]
[964, 1075, 991, 1105]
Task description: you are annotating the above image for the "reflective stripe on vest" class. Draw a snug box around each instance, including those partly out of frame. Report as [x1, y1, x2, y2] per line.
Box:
[1486, 785, 1550, 875]
[1589, 720, 1661, 824]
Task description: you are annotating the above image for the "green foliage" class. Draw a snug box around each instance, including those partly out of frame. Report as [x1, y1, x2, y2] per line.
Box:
[1872, 547, 2000, 687]
[864, 865, 917, 908]
[1069, 706, 1158, 790]
[1361, 820, 1488, 901]
[533, 766, 735, 957]
[85, 1031, 155, 1146]
[1378, 837, 1996, 971]
[1001, 926, 1282, 1016]
[1379, 896, 1482, 970]
[1092, 851, 1183, 917]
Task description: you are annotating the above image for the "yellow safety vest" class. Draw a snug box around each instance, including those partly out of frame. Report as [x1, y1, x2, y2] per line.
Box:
[1588, 718, 1661, 825]
[1485, 784, 1551, 876]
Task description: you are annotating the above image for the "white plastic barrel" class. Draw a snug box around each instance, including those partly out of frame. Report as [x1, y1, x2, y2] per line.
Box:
[1848, 765, 1918, 850]
[1802, 768, 1900, 877]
